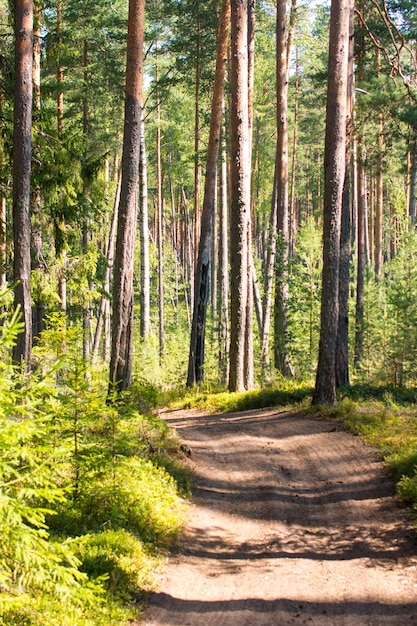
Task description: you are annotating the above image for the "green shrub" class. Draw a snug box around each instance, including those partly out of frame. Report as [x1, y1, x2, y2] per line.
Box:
[75, 529, 156, 601]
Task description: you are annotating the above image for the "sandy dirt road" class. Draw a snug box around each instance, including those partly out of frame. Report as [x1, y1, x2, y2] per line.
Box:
[143, 407, 417, 625]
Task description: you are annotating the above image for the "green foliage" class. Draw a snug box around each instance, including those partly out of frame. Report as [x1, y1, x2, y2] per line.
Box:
[288, 217, 322, 377]
[0, 293, 188, 626]
[168, 380, 313, 414]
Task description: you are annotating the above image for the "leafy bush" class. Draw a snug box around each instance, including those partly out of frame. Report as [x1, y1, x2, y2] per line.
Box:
[0, 291, 187, 625]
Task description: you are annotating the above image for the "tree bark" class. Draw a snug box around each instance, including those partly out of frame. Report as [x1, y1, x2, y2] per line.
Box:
[354, 139, 366, 369]
[409, 136, 417, 224]
[229, 0, 252, 392]
[187, 0, 230, 386]
[156, 58, 165, 362]
[92, 178, 120, 364]
[312, 0, 351, 406]
[335, 2, 354, 388]
[273, 0, 294, 378]
[218, 118, 229, 385]
[109, 0, 144, 393]
[13, 0, 33, 367]
[139, 113, 151, 338]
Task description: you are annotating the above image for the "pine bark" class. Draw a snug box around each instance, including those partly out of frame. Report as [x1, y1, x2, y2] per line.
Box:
[109, 0, 144, 393]
[13, 0, 33, 367]
[312, 0, 351, 406]
[187, 0, 230, 386]
[335, 3, 354, 388]
[139, 114, 150, 338]
[273, 0, 294, 378]
[229, 0, 251, 392]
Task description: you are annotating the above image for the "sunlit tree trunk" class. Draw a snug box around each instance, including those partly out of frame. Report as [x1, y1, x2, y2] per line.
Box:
[92, 179, 120, 364]
[31, 7, 45, 343]
[245, 0, 255, 390]
[335, 1, 354, 389]
[187, 0, 230, 386]
[0, 197, 6, 289]
[13, 0, 33, 367]
[156, 58, 165, 362]
[109, 0, 144, 393]
[312, 0, 351, 406]
[139, 114, 150, 338]
[218, 118, 229, 384]
[56, 0, 67, 314]
[354, 139, 366, 369]
[273, 0, 294, 378]
[409, 136, 417, 224]
[229, 0, 252, 392]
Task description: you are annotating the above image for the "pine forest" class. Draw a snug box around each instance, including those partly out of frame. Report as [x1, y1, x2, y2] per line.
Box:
[1, 0, 417, 623]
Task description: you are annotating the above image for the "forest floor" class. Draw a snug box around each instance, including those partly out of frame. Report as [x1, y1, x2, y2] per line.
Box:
[142, 406, 417, 625]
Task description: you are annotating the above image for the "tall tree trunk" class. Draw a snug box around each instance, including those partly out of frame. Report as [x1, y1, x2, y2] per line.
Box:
[375, 113, 384, 276]
[335, 1, 354, 388]
[31, 7, 45, 343]
[229, 0, 252, 392]
[218, 119, 229, 385]
[193, 0, 201, 279]
[139, 113, 150, 338]
[187, 0, 230, 386]
[156, 58, 165, 362]
[274, 0, 294, 378]
[109, 0, 144, 393]
[82, 39, 92, 364]
[289, 51, 299, 256]
[0, 197, 6, 289]
[244, 0, 255, 390]
[13, 0, 33, 367]
[354, 139, 366, 368]
[312, 0, 350, 407]
[92, 179, 120, 364]
[409, 135, 417, 224]
[56, 0, 67, 313]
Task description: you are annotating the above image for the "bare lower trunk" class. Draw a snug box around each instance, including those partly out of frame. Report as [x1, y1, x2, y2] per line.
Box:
[229, 0, 251, 392]
[13, 0, 33, 367]
[313, 0, 351, 406]
[109, 0, 144, 393]
[187, 0, 230, 386]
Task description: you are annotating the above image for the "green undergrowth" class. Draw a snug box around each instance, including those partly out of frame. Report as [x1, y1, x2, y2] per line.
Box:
[164, 379, 314, 414]
[0, 302, 191, 626]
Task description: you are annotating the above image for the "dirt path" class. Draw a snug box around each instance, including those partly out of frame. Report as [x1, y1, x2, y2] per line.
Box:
[143, 407, 417, 625]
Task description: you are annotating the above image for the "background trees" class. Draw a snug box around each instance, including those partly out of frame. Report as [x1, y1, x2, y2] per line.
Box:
[0, 0, 416, 389]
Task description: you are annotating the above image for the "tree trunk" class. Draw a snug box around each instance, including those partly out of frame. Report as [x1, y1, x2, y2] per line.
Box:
[12, 0, 33, 367]
[156, 58, 165, 362]
[244, 0, 255, 390]
[193, 0, 201, 279]
[56, 0, 67, 313]
[335, 2, 354, 389]
[354, 139, 366, 369]
[31, 7, 45, 344]
[139, 113, 151, 338]
[409, 136, 417, 224]
[312, 0, 351, 406]
[187, 0, 230, 386]
[218, 119, 229, 385]
[289, 51, 299, 257]
[92, 178, 120, 364]
[229, 0, 252, 392]
[109, 0, 144, 393]
[0, 197, 6, 289]
[273, 0, 294, 378]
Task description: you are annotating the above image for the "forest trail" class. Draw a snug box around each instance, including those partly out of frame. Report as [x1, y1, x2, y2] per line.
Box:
[142, 407, 417, 625]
